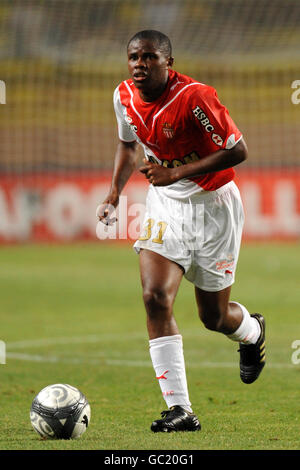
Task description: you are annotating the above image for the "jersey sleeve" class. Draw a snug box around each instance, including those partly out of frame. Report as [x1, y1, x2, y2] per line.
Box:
[113, 86, 137, 143]
[190, 85, 242, 150]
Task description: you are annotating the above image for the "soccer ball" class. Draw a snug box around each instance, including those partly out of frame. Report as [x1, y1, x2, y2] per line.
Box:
[30, 383, 91, 439]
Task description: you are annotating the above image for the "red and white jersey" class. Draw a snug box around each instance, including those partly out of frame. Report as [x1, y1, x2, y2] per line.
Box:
[113, 69, 242, 199]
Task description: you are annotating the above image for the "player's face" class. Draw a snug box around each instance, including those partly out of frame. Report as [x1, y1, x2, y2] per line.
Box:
[127, 39, 173, 101]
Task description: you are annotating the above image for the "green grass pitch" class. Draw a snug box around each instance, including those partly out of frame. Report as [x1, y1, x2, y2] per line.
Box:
[0, 242, 299, 450]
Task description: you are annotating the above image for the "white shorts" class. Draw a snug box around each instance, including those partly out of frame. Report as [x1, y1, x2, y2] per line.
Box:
[134, 181, 244, 292]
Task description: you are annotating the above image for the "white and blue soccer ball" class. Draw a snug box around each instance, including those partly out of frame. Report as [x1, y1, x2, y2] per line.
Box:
[30, 383, 91, 439]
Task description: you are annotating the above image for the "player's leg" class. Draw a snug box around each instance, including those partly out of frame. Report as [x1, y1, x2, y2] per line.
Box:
[194, 285, 265, 383]
[139, 248, 200, 432]
[139, 248, 183, 340]
[188, 181, 265, 383]
[195, 285, 259, 338]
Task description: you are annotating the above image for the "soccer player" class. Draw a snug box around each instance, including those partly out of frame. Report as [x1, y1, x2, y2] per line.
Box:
[97, 30, 266, 433]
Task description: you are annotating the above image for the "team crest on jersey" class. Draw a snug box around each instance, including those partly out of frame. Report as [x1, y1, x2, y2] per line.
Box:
[162, 122, 175, 139]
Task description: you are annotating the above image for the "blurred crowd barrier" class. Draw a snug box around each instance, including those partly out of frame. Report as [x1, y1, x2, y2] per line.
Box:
[0, 170, 299, 242]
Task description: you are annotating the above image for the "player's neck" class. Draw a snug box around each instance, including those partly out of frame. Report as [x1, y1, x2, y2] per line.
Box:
[138, 79, 169, 103]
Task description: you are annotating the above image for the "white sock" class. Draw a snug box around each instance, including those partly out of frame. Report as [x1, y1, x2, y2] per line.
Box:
[149, 334, 192, 413]
[227, 302, 261, 344]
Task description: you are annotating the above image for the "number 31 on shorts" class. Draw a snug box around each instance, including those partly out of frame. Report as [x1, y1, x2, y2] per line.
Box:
[139, 218, 168, 244]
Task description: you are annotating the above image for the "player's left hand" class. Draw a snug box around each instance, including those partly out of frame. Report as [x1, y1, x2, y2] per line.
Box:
[139, 159, 177, 186]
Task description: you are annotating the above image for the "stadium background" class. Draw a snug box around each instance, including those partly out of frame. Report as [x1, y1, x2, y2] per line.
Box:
[0, 0, 300, 242]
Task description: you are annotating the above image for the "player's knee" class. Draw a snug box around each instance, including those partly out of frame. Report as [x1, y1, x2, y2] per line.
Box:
[143, 287, 173, 317]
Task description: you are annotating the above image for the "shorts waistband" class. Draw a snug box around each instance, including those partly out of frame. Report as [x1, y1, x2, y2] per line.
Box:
[150, 181, 236, 204]
[188, 181, 235, 203]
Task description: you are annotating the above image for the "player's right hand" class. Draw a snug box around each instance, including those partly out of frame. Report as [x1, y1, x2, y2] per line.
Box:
[96, 195, 119, 226]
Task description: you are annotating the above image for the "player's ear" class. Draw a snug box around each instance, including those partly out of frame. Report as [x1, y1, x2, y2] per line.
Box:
[167, 57, 174, 68]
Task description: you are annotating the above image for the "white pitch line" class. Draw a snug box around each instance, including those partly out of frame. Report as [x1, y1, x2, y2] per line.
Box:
[6, 333, 146, 350]
[5, 352, 295, 369]
[6, 352, 152, 366]
[6, 329, 209, 350]
[6, 352, 99, 365]
[5, 333, 298, 369]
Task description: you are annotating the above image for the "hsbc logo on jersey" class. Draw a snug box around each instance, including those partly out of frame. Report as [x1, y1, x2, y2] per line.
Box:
[192, 106, 214, 132]
[193, 106, 224, 147]
[125, 115, 138, 133]
[212, 133, 223, 146]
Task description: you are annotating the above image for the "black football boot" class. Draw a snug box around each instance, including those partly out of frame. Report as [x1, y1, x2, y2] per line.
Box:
[151, 405, 201, 433]
[238, 314, 266, 384]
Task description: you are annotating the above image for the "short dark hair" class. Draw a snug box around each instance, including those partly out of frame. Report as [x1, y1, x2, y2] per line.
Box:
[127, 30, 172, 58]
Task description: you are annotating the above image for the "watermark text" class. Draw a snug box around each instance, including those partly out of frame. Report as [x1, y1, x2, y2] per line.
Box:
[96, 196, 204, 248]
[0, 341, 6, 364]
[291, 80, 300, 104]
[0, 80, 6, 104]
[291, 340, 300, 365]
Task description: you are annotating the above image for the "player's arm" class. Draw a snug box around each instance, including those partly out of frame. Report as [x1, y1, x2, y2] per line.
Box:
[139, 138, 247, 186]
[98, 84, 140, 224]
[172, 137, 248, 181]
[97, 140, 138, 224]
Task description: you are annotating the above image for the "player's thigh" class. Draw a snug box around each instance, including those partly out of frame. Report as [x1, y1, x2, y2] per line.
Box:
[134, 186, 192, 274]
[139, 248, 184, 305]
[185, 182, 244, 292]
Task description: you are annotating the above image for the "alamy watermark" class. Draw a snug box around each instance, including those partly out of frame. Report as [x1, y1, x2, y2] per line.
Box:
[291, 340, 300, 365]
[96, 195, 205, 248]
[291, 80, 300, 104]
[0, 80, 6, 104]
[0, 341, 6, 364]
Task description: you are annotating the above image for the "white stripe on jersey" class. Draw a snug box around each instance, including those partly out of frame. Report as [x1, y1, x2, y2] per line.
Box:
[124, 81, 148, 130]
[113, 87, 137, 142]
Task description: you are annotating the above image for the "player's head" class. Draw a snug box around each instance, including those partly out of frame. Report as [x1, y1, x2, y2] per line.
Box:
[127, 30, 174, 101]
[127, 30, 172, 59]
